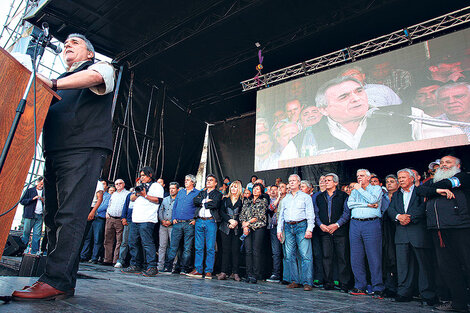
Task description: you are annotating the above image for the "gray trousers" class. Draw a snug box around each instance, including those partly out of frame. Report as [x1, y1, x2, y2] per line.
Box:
[158, 225, 172, 270]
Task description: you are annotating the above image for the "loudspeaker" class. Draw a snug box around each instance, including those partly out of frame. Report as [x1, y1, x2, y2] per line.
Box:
[19, 254, 46, 277]
[3, 235, 26, 256]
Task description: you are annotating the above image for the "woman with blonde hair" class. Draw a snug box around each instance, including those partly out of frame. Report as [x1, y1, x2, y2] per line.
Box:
[217, 181, 243, 281]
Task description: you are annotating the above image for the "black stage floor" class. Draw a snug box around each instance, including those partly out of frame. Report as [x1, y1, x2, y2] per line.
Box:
[0, 258, 434, 312]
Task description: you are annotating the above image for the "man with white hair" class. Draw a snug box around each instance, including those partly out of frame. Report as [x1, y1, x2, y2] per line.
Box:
[280, 76, 412, 159]
[13, 33, 115, 300]
[417, 155, 470, 312]
[347, 169, 384, 298]
[437, 82, 470, 140]
[277, 174, 315, 291]
[387, 169, 437, 305]
[103, 179, 130, 265]
[163, 174, 200, 274]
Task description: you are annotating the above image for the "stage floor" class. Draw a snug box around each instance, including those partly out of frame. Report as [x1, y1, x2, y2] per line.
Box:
[0, 260, 434, 312]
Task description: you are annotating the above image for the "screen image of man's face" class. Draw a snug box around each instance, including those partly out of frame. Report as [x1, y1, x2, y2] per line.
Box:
[322, 80, 369, 124]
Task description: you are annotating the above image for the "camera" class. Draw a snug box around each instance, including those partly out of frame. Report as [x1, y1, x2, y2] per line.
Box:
[135, 185, 145, 193]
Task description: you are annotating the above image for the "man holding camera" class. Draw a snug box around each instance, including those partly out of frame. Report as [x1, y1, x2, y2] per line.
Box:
[123, 167, 164, 277]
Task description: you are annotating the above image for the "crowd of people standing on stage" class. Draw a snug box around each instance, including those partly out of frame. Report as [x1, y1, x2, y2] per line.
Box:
[20, 154, 470, 312]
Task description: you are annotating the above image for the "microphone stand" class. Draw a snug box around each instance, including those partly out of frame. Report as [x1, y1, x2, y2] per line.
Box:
[0, 31, 52, 175]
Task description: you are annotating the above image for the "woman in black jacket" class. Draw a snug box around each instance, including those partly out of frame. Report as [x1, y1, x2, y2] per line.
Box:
[239, 183, 268, 283]
[217, 181, 243, 281]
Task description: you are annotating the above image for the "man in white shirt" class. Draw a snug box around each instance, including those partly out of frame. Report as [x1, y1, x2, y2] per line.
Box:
[280, 76, 412, 160]
[123, 167, 164, 277]
[103, 179, 130, 264]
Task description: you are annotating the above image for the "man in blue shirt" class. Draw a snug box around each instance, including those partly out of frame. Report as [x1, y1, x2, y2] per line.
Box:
[277, 174, 315, 291]
[80, 180, 110, 264]
[348, 169, 384, 298]
[163, 174, 199, 274]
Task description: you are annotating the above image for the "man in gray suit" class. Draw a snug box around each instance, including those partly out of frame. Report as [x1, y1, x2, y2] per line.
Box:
[387, 168, 437, 305]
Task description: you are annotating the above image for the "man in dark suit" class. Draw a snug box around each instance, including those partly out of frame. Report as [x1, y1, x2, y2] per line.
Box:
[387, 168, 436, 305]
[314, 173, 351, 292]
[20, 177, 45, 255]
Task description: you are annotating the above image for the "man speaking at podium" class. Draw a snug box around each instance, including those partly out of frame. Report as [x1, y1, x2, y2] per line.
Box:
[12, 34, 115, 300]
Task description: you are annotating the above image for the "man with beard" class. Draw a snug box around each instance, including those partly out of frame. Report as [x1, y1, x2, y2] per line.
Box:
[417, 155, 470, 312]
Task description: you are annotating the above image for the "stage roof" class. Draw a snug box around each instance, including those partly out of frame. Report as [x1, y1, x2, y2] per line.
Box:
[26, 0, 469, 123]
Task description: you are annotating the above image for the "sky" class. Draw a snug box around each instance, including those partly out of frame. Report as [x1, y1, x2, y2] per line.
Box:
[0, 0, 111, 230]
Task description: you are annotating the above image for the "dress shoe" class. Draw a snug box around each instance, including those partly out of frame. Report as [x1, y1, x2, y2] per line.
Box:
[217, 272, 227, 280]
[287, 282, 301, 289]
[395, 295, 412, 302]
[12, 282, 72, 301]
[323, 283, 335, 290]
[425, 297, 440, 306]
[303, 284, 313, 291]
[434, 302, 468, 312]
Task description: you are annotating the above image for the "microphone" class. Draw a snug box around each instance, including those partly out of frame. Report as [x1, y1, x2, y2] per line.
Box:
[41, 22, 63, 54]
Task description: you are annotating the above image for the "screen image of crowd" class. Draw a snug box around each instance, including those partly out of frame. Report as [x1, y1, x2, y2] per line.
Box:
[20, 155, 470, 311]
[255, 28, 470, 172]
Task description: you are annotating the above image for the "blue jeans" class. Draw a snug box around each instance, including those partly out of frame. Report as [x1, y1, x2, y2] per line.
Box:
[350, 218, 384, 292]
[270, 228, 282, 277]
[284, 220, 313, 286]
[195, 219, 217, 273]
[129, 222, 157, 269]
[118, 223, 131, 264]
[22, 214, 43, 254]
[80, 217, 106, 261]
[91, 217, 106, 260]
[165, 221, 194, 272]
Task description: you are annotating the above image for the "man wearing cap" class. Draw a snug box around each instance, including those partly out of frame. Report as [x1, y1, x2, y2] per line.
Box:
[423, 160, 440, 184]
[13, 34, 115, 300]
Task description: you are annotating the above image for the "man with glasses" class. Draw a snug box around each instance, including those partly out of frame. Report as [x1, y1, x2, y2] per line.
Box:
[103, 179, 130, 265]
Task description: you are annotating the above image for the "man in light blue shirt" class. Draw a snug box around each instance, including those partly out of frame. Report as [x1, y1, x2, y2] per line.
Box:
[277, 174, 315, 290]
[347, 169, 384, 298]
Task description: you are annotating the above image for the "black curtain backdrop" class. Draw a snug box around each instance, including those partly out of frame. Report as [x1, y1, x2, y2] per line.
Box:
[107, 71, 206, 187]
[207, 115, 470, 188]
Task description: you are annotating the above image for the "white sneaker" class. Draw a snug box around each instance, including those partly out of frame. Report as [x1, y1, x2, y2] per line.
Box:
[114, 262, 123, 268]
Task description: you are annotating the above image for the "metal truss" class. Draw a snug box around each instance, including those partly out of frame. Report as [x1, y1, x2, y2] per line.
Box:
[240, 6, 470, 92]
[115, 0, 265, 69]
[177, 0, 397, 88]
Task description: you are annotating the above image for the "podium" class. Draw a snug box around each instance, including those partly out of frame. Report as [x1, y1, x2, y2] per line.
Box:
[0, 48, 59, 258]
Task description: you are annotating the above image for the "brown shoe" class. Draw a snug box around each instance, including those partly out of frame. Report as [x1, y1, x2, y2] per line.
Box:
[217, 272, 227, 280]
[233, 274, 241, 282]
[187, 270, 203, 278]
[205, 272, 213, 279]
[287, 282, 301, 289]
[303, 284, 313, 291]
[12, 282, 72, 301]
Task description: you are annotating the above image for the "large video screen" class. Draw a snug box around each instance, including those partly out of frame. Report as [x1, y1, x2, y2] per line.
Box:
[255, 28, 470, 171]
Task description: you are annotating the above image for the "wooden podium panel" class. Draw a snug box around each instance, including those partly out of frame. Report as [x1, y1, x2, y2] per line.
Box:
[0, 48, 59, 258]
